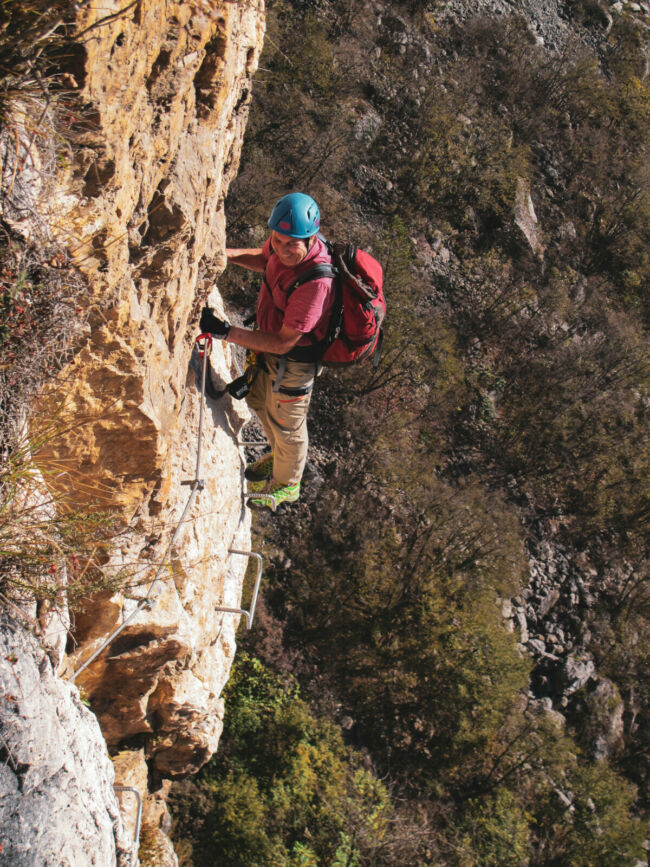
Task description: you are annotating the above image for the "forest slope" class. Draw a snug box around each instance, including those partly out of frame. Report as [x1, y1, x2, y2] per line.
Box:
[171, 1, 649, 865]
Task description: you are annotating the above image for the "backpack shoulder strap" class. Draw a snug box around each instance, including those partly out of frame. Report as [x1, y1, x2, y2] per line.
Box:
[285, 262, 337, 300]
[284, 261, 340, 363]
[261, 262, 337, 322]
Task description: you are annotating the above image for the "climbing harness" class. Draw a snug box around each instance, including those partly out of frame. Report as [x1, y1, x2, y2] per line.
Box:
[70, 334, 264, 682]
[272, 355, 288, 393]
[253, 353, 315, 397]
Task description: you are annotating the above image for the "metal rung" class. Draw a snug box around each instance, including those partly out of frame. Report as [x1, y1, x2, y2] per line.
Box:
[215, 549, 263, 629]
[238, 440, 267, 447]
[244, 490, 277, 510]
[114, 786, 142, 853]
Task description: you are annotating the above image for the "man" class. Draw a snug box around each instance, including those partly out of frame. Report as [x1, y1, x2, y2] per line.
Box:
[200, 192, 335, 511]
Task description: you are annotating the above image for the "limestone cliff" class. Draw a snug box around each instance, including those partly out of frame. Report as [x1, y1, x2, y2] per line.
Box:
[1, 613, 135, 866]
[1, 0, 265, 862]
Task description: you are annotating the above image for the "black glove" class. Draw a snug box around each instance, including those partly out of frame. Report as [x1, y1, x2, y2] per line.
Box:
[200, 306, 231, 339]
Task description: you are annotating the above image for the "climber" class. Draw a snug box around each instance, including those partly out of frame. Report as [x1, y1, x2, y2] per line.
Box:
[200, 192, 335, 512]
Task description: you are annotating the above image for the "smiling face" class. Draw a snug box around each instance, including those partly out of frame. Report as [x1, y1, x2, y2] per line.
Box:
[271, 231, 315, 267]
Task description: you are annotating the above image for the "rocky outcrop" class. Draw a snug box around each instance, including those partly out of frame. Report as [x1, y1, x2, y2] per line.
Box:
[1, 0, 265, 860]
[0, 613, 135, 866]
[112, 749, 178, 867]
[503, 526, 628, 762]
[431, 0, 640, 50]
[47, 0, 266, 776]
[514, 177, 544, 258]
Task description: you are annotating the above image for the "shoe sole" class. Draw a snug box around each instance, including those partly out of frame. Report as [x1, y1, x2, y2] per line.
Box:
[247, 494, 299, 512]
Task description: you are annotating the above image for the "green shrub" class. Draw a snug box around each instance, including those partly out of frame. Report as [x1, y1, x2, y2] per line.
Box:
[223, 1, 650, 855]
[169, 654, 400, 866]
[456, 788, 531, 866]
[532, 759, 646, 865]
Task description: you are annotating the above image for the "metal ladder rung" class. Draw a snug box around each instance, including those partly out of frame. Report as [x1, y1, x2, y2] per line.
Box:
[215, 549, 263, 630]
[244, 490, 278, 510]
[114, 786, 142, 853]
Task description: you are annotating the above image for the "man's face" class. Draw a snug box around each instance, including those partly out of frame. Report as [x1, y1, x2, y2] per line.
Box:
[271, 231, 313, 267]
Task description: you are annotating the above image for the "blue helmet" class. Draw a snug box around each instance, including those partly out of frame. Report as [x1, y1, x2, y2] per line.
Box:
[268, 192, 321, 238]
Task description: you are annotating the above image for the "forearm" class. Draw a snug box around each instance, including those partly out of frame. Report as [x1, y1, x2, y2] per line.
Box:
[225, 248, 266, 272]
[226, 325, 300, 356]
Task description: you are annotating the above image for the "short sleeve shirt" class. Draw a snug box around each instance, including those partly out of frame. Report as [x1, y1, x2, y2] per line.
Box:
[256, 236, 335, 346]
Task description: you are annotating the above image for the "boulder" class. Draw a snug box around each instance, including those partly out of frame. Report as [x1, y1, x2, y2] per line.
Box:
[558, 653, 596, 695]
[514, 177, 544, 257]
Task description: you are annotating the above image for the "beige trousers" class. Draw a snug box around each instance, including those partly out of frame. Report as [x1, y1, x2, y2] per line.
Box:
[245, 355, 317, 486]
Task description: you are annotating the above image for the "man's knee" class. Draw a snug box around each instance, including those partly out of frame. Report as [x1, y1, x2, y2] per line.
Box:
[270, 393, 311, 432]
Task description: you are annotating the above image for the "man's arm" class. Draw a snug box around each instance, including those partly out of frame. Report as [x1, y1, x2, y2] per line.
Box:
[226, 322, 303, 355]
[226, 247, 267, 273]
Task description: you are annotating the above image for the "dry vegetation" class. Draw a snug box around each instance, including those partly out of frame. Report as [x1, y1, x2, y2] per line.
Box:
[0, 2, 128, 621]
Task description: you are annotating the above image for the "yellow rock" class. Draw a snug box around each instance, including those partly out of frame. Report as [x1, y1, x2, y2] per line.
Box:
[31, 0, 265, 781]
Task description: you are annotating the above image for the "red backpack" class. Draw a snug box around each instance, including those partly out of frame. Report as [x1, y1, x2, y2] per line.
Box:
[285, 241, 386, 367]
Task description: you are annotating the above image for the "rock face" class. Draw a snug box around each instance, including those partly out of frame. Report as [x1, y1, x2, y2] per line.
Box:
[2, 0, 265, 860]
[0, 614, 135, 866]
[49, 0, 266, 776]
[501, 524, 630, 763]
[112, 749, 178, 867]
[432, 0, 617, 49]
[46, 0, 264, 511]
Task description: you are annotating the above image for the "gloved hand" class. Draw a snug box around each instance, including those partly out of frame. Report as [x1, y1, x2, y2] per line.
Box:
[200, 306, 231, 339]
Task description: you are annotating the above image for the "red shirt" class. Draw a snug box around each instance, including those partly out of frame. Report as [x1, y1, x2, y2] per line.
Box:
[257, 236, 335, 346]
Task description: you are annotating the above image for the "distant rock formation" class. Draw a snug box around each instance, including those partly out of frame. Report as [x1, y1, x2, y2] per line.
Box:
[514, 177, 544, 258]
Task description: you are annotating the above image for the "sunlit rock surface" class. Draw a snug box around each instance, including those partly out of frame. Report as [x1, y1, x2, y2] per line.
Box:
[1, 0, 265, 861]
[0, 614, 136, 866]
[52, 0, 265, 776]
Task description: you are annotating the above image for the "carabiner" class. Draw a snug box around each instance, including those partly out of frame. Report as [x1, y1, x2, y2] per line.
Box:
[195, 332, 213, 357]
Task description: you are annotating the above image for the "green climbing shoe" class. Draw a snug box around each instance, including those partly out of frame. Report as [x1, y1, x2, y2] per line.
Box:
[247, 480, 300, 512]
[246, 477, 268, 494]
[245, 452, 274, 482]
